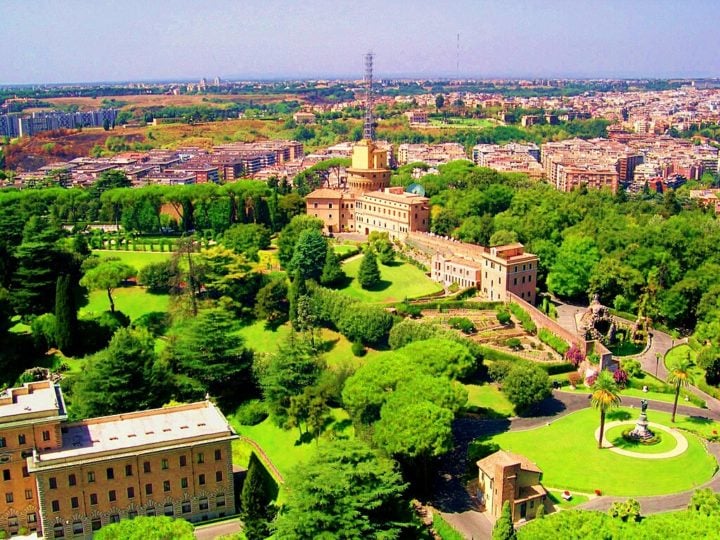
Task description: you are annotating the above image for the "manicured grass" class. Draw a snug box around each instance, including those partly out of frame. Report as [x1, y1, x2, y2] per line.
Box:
[428, 117, 495, 129]
[464, 383, 515, 417]
[339, 258, 442, 303]
[557, 385, 702, 408]
[237, 320, 365, 369]
[608, 340, 645, 356]
[236, 320, 292, 355]
[228, 408, 354, 479]
[80, 286, 170, 321]
[605, 424, 677, 454]
[547, 490, 590, 509]
[480, 407, 717, 496]
[333, 244, 359, 256]
[94, 249, 172, 270]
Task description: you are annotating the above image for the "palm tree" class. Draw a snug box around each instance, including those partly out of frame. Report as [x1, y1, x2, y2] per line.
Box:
[667, 353, 694, 423]
[591, 371, 622, 449]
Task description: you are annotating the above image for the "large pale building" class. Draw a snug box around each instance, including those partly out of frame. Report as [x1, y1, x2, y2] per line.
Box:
[0, 381, 237, 539]
[306, 140, 430, 238]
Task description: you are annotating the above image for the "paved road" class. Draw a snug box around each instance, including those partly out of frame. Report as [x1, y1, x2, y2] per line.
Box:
[194, 519, 242, 540]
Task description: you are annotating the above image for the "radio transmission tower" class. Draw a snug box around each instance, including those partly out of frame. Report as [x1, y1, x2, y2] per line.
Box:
[363, 52, 375, 140]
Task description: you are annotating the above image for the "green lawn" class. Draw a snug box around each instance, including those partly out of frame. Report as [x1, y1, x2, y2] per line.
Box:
[236, 320, 292, 354]
[332, 244, 359, 256]
[237, 320, 369, 370]
[94, 249, 172, 270]
[557, 385, 702, 408]
[228, 408, 354, 479]
[604, 424, 677, 454]
[465, 383, 515, 417]
[480, 407, 717, 496]
[339, 258, 442, 303]
[80, 286, 170, 321]
[547, 490, 590, 509]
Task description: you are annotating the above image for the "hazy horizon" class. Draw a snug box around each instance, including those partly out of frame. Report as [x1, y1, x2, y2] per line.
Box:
[2, 0, 720, 85]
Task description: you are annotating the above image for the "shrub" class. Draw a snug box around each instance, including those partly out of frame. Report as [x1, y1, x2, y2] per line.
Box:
[132, 311, 171, 337]
[608, 499, 641, 522]
[488, 361, 514, 382]
[508, 303, 536, 334]
[432, 513, 465, 540]
[565, 343, 585, 366]
[567, 372, 582, 387]
[505, 337, 522, 350]
[448, 316, 476, 334]
[395, 302, 422, 318]
[351, 341, 366, 357]
[31, 313, 57, 351]
[539, 362, 575, 375]
[613, 368, 629, 388]
[235, 400, 269, 426]
[502, 363, 551, 412]
[137, 260, 178, 293]
[620, 357, 642, 378]
[496, 309, 511, 325]
[538, 328, 569, 355]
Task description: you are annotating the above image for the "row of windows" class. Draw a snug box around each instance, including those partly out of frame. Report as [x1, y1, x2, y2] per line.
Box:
[46, 450, 223, 489]
[51, 496, 226, 536]
[48, 472, 225, 512]
[512, 275, 533, 285]
[0, 430, 50, 449]
[5, 512, 37, 528]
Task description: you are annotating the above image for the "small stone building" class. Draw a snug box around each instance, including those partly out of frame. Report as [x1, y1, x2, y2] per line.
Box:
[476, 450, 546, 522]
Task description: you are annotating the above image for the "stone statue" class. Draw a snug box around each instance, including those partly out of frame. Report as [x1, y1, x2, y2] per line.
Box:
[641, 399, 648, 413]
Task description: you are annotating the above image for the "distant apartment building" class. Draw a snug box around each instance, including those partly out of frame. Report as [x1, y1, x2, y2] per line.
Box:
[404, 110, 428, 125]
[472, 143, 543, 179]
[0, 380, 237, 539]
[410, 233, 538, 303]
[397, 143, 467, 166]
[0, 110, 118, 138]
[292, 112, 316, 124]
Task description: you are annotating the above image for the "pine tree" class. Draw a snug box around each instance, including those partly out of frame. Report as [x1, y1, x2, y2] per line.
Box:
[240, 453, 278, 540]
[54, 274, 77, 353]
[357, 249, 381, 290]
[492, 501, 517, 540]
[288, 270, 308, 329]
[320, 246, 345, 286]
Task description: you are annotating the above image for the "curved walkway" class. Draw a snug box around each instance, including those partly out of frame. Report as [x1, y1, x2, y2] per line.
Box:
[594, 421, 688, 458]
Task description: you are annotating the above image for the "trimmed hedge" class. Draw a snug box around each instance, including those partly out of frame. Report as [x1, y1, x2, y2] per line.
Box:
[508, 302, 537, 334]
[538, 328, 570, 355]
[539, 362, 576, 375]
[414, 300, 502, 311]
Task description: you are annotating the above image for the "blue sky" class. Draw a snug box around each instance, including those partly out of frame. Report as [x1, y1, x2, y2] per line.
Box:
[2, 0, 720, 84]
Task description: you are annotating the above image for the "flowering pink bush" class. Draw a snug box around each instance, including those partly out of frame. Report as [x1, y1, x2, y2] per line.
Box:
[585, 373, 598, 387]
[565, 344, 585, 367]
[613, 368, 628, 388]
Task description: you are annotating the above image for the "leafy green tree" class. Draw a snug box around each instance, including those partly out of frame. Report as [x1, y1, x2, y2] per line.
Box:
[73, 327, 171, 417]
[667, 353, 694, 423]
[289, 228, 328, 281]
[273, 439, 409, 539]
[196, 246, 262, 308]
[502, 363, 551, 413]
[689, 488, 720, 515]
[320, 246, 345, 286]
[94, 516, 194, 540]
[277, 215, 324, 268]
[337, 303, 394, 345]
[493, 501, 517, 540]
[357, 249, 381, 289]
[547, 236, 600, 299]
[397, 338, 476, 379]
[90, 169, 131, 198]
[255, 334, 324, 424]
[241, 453, 279, 540]
[608, 498, 641, 522]
[368, 232, 395, 265]
[164, 308, 253, 408]
[456, 214, 495, 245]
[11, 241, 64, 317]
[435, 94, 445, 111]
[80, 260, 136, 313]
[222, 223, 271, 261]
[255, 277, 289, 326]
[137, 259, 179, 294]
[54, 274, 77, 353]
[489, 229, 519, 246]
[591, 370, 621, 449]
[431, 207, 460, 236]
[288, 270, 308, 330]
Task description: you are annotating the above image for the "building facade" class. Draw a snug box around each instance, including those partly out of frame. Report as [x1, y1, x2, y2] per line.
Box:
[476, 450, 546, 523]
[0, 381, 237, 539]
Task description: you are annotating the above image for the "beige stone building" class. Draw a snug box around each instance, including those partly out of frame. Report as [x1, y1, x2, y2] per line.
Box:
[476, 450, 546, 523]
[0, 381, 237, 539]
[306, 139, 430, 238]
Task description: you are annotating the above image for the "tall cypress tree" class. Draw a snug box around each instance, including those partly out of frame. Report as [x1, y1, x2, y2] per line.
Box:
[54, 274, 77, 353]
[288, 270, 307, 329]
[357, 249, 381, 290]
[240, 453, 278, 540]
[492, 501, 517, 540]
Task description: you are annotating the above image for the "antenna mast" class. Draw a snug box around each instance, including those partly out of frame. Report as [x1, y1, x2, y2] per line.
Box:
[363, 52, 375, 140]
